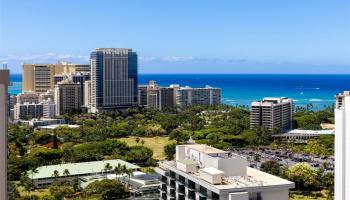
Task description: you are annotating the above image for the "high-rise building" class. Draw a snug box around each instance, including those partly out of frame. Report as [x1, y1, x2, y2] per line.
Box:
[138, 81, 177, 110]
[22, 61, 90, 93]
[335, 91, 350, 200]
[14, 102, 44, 120]
[138, 85, 148, 107]
[90, 48, 138, 112]
[41, 98, 56, 118]
[54, 78, 82, 115]
[250, 97, 293, 133]
[84, 80, 92, 107]
[54, 72, 90, 106]
[156, 144, 294, 200]
[177, 85, 221, 107]
[39, 90, 54, 102]
[0, 69, 9, 200]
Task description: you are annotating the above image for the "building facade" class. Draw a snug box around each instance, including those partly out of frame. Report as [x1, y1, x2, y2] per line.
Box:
[54, 79, 82, 115]
[16, 91, 40, 104]
[22, 61, 90, 93]
[90, 48, 138, 112]
[54, 72, 90, 106]
[250, 97, 293, 133]
[335, 91, 350, 200]
[156, 144, 294, 200]
[41, 98, 56, 118]
[14, 102, 44, 120]
[177, 86, 221, 107]
[0, 69, 9, 200]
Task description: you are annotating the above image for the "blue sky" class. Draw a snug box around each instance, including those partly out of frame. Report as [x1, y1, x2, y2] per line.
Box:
[0, 0, 349, 74]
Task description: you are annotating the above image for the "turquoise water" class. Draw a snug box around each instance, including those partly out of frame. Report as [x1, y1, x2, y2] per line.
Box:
[10, 74, 350, 108]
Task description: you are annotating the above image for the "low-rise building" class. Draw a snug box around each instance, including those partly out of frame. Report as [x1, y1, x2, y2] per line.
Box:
[17, 118, 65, 128]
[156, 144, 294, 200]
[28, 159, 140, 188]
[272, 129, 334, 143]
[16, 91, 39, 104]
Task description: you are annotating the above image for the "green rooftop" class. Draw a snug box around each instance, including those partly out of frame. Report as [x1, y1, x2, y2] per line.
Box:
[28, 159, 140, 180]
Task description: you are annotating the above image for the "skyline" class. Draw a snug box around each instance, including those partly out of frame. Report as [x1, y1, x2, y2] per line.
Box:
[1, 0, 350, 74]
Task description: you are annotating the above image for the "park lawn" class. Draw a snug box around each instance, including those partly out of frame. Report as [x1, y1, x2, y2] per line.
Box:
[118, 136, 173, 160]
[290, 191, 327, 200]
[18, 186, 50, 198]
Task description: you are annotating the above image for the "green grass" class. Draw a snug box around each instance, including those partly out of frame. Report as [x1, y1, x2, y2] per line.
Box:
[290, 191, 327, 200]
[118, 136, 173, 160]
[18, 186, 50, 198]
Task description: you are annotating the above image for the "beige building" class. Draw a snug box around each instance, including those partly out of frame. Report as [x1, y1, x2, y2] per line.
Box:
[250, 97, 293, 133]
[54, 78, 82, 115]
[84, 80, 91, 107]
[0, 69, 9, 200]
[22, 61, 90, 93]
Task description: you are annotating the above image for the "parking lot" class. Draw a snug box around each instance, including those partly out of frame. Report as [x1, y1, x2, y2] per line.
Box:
[231, 148, 334, 172]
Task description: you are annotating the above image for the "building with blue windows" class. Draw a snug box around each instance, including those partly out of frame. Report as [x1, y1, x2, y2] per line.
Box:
[90, 48, 138, 112]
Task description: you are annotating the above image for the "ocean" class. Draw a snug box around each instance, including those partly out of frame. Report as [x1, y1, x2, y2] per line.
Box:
[9, 74, 350, 109]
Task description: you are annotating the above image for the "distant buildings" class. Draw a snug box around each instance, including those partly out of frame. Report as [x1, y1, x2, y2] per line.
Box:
[90, 48, 138, 113]
[272, 129, 334, 143]
[335, 91, 350, 200]
[22, 61, 90, 93]
[138, 81, 221, 110]
[177, 86, 221, 107]
[0, 69, 9, 200]
[54, 78, 82, 115]
[16, 91, 39, 104]
[155, 144, 294, 200]
[250, 97, 293, 133]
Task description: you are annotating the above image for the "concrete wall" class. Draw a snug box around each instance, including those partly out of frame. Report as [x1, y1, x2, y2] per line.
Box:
[0, 69, 9, 200]
[261, 189, 289, 200]
[228, 192, 248, 200]
[335, 95, 350, 200]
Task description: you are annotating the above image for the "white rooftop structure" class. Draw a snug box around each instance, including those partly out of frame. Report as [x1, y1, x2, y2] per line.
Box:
[156, 144, 294, 200]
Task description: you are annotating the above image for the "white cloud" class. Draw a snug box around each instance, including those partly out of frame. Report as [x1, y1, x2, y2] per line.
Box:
[161, 56, 193, 62]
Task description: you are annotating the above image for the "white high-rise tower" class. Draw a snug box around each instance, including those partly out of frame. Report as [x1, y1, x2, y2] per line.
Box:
[335, 91, 350, 200]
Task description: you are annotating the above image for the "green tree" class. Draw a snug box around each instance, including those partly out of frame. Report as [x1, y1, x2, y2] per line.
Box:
[164, 142, 176, 160]
[287, 163, 318, 191]
[260, 160, 282, 176]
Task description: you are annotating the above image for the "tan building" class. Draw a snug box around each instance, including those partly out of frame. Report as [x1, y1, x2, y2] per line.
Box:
[0, 69, 10, 200]
[22, 61, 90, 93]
[84, 80, 91, 107]
[250, 97, 293, 133]
[54, 78, 82, 115]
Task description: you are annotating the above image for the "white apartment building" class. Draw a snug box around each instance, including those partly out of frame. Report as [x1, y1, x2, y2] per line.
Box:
[156, 144, 294, 200]
[177, 86, 221, 107]
[250, 97, 293, 133]
[41, 98, 56, 118]
[335, 91, 350, 200]
[0, 69, 9, 200]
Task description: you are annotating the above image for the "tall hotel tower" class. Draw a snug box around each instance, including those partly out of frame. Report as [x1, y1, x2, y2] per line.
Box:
[0, 68, 10, 200]
[335, 91, 350, 200]
[90, 48, 138, 113]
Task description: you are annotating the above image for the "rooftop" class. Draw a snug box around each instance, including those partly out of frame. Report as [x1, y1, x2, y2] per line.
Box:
[179, 144, 227, 154]
[28, 159, 140, 180]
[158, 161, 294, 191]
[37, 124, 80, 129]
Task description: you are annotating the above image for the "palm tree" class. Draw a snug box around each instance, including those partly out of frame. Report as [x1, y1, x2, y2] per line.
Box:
[114, 163, 123, 181]
[126, 168, 133, 187]
[52, 170, 60, 183]
[104, 163, 112, 178]
[63, 169, 70, 177]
